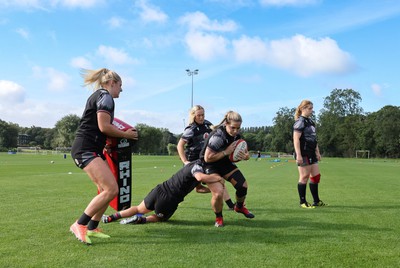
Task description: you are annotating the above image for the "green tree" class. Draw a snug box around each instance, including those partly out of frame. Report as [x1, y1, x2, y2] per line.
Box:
[270, 107, 295, 153]
[0, 119, 19, 149]
[167, 143, 178, 156]
[372, 105, 400, 158]
[54, 114, 80, 147]
[318, 88, 364, 156]
[135, 124, 164, 154]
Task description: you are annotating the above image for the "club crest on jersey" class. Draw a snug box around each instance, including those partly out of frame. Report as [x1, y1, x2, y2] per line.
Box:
[203, 133, 209, 139]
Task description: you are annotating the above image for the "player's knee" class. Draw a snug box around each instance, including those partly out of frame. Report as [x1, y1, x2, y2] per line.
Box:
[213, 185, 224, 197]
[103, 182, 118, 199]
[310, 174, 321, 184]
[236, 187, 247, 198]
[230, 170, 247, 197]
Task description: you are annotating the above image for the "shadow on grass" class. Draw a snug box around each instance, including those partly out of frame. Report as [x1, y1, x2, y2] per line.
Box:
[105, 214, 385, 246]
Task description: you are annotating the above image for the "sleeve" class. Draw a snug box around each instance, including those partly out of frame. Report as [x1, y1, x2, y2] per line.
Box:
[191, 163, 204, 176]
[293, 117, 305, 132]
[207, 133, 225, 153]
[96, 92, 114, 115]
[181, 126, 194, 142]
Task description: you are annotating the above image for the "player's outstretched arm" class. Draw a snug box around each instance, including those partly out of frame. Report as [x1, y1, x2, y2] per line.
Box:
[195, 173, 224, 185]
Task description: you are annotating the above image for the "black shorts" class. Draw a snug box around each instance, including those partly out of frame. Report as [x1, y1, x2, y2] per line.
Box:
[144, 186, 179, 221]
[71, 151, 106, 169]
[297, 154, 318, 166]
[202, 157, 238, 177]
[71, 136, 106, 169]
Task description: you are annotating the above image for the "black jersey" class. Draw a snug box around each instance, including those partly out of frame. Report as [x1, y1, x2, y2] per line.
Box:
[74, 89, 114, 152]
[199, 125, 242, 158]
[158, 160, 204, 203]
[199, 125, 242, 176]
[293, 116, 317, 155]
[181, 120, 212, 161]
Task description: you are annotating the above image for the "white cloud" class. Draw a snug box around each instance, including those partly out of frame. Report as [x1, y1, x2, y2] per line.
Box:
[371, 83, 383, 96]
[32, 66, 70, 91]
[184, 31, 229, 61]
[96, 45, 139, 65]
[0, 80, 26, 104]
[47, 68, 70, 91]
[0, 0, 104, 9]
[60, 0, 105, 8]
[70, 56, 92, 69]
[259, 0, 318, 7]
[179, 12, 236, 61]
[106, 16, 125, 28]
[232, 35, 269, 62]
[16, 28, 30, 40]
[179, 11, 238, 32]
[135, 0, 168, 24]
[205, 0, 253, 8]
[0, 98, 80, 128]
[233, 34, 355, 76]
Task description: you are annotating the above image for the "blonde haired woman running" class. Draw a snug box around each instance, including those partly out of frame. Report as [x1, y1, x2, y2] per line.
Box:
[70, 68, 138, 245]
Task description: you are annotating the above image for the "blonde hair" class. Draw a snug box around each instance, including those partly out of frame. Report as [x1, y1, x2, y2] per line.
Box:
[295, 100, 313, 120]
[81, 68, 121, 90]
[188, 105, 204, 125]
[213, 111, 242, 130]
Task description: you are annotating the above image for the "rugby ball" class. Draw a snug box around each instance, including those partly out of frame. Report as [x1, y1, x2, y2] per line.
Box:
[229, 139, 248, 162]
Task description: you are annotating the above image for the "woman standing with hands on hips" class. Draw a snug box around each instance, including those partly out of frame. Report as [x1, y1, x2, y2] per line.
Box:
[293, 100, 327, 209]
[70, 68, 138, 245]
[177, 105, 212, 194]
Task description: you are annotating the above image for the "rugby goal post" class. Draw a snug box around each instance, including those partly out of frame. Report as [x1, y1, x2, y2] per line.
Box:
[355, 150, 370, 159]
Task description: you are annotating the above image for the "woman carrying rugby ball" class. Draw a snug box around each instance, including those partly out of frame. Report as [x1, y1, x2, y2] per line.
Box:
[199, 111, 254, 227]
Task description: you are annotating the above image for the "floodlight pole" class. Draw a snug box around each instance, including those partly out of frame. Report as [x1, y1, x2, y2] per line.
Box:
[186, 69, 199, 108]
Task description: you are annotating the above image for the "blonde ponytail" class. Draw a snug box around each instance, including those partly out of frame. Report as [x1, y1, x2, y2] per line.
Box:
[295, 100, 313, 120]
[81, 68, 121, 91]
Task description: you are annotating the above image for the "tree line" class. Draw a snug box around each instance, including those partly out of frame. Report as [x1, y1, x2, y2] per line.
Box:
[1, 88, 399, 158]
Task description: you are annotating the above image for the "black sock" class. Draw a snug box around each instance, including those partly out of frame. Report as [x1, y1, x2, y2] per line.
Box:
[298, 183, 307, 204]
[77, 213, 91, 225]
[309, 182, 320, 203]
[110, 212, 122, 221]
[139, 216, 147, 224]
[87, 220, 99, 231]
[215, 212, 223, 218]
[225, 199, 235, 209]
[236, 201, 244, 208]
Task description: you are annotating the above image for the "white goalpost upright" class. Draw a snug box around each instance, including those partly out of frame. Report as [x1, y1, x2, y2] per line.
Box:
[356, 150, 370, 159]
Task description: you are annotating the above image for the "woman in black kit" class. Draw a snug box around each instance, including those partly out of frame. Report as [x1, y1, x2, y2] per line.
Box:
[102, 160, 225, 227]
[70, 68, 138, 245]
[177, 105, 235, 210]
[293, 100, 327, 209]
[200, 111, 254, 228]
[177, 105, 213, 193]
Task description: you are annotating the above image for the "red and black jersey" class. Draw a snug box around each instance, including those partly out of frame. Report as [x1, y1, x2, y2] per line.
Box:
[74, 89, 115, 152]
[293, 116, 317, 155]
[181, 120, 213, 161]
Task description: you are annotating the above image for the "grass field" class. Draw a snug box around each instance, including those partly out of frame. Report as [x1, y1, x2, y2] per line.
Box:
[0, 153, 399, 267]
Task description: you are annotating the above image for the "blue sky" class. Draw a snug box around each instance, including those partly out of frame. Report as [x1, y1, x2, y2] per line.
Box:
[1, 0, 399, 134]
